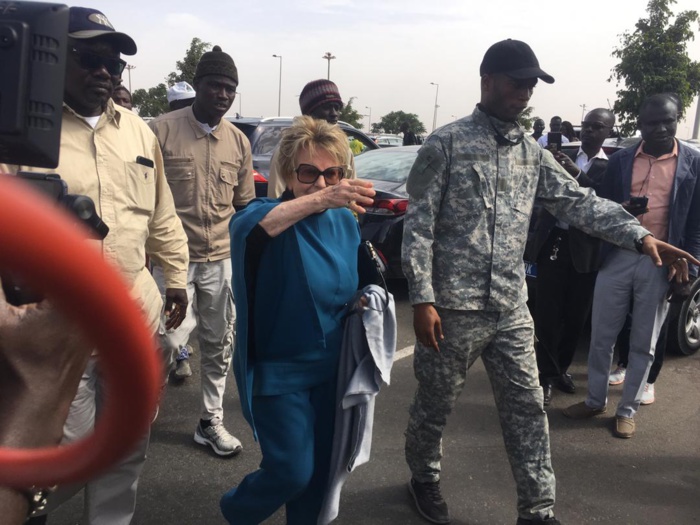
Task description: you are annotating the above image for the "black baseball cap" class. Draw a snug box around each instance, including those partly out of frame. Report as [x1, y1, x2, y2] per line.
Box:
[480, 39, 554, 84]
[68, 7, 137, 56]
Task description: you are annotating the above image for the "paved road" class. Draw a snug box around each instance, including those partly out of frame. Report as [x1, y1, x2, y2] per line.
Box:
[50, 281, 700, 524]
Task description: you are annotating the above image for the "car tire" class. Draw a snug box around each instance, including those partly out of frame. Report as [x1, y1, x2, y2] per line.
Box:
[665, 277, 700, 356]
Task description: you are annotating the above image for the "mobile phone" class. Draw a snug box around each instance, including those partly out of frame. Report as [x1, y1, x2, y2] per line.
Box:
[547, 132, 562, 152]
[629, 196, 649, 208]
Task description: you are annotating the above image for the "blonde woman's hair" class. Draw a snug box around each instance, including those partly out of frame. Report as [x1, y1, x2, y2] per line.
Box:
[275, 116, 351, 185]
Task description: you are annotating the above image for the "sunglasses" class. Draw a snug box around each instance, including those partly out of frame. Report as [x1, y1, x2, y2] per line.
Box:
[71, 47, 127, 76]
[295, 164, 345, 185]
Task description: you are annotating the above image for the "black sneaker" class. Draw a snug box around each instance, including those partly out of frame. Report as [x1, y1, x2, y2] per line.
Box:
[516, 516, 562, 525]
[407, 478, 451, 524]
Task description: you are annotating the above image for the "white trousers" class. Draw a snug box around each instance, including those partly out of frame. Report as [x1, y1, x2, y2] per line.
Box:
[40, 357, 151, 525]
[153, 260, 235, 421]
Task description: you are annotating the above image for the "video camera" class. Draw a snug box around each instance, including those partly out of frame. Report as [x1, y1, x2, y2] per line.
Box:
[1, 1, 109, 305]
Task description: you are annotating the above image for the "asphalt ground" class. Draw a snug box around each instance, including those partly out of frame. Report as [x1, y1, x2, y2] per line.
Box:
[48, 281, 700, 525]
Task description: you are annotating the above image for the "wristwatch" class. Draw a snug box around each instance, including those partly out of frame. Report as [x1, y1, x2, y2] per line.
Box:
[635, 234, 651, 253]
[23, 485, 56, 517]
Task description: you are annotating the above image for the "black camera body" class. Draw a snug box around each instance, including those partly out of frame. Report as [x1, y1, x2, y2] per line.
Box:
[630, 196, 649, 209]
[0, 3, 112, 306]
[2, 173, 109, 305]
[0, 2, 69, 168]
[16, 172, 109, 239]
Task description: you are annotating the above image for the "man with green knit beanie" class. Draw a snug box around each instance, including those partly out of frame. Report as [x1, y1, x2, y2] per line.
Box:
[149, 45, 255, 457]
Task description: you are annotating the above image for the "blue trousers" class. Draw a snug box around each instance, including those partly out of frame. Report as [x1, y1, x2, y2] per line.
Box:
[220, 380, 336, 524]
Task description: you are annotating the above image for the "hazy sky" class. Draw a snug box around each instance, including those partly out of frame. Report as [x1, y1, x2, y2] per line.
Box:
[81, 0, 699, 137]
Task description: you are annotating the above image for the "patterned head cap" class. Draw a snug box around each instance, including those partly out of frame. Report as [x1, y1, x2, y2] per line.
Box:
[299, 79, 343, 115]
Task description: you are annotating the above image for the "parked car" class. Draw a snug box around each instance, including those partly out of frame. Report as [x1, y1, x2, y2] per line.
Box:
[226, 116, 379, 196]
[356, 146, 419, 278]
[374, 134, 403, 148]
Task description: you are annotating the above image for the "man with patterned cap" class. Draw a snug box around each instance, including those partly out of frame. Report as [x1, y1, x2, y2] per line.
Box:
[401, 39, 697, 525]
[149, 46, 255, 458]
[4, 6, 190, 525]
[167, 81, 196, 111]
[267, 79, 356, 198]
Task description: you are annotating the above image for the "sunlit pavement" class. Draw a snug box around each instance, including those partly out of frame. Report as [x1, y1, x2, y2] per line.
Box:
[50, 280, 700, 524]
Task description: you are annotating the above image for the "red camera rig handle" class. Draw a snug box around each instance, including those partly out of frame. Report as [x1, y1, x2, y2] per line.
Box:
[0, 176, 160, 487]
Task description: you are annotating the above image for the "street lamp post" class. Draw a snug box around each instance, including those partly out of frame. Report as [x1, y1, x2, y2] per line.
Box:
[430, 82, 440, 131]
[579, 103, 587, 121]
[125, 64, 135, 92]
[322, 52, 336, 80]
[272, 54, 282, 116]
[235, 92, 242, 116]
[365, 106, 371, 131]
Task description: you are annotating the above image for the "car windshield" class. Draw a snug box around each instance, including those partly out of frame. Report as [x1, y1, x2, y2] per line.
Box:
[252, 124, 377, 157]
[377, 136, 402, 145]
[253, 126, 286, 155]
[355, 150, 417, 183]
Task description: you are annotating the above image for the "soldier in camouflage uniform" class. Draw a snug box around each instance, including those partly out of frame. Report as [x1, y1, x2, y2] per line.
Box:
[402, 39, 698, 525]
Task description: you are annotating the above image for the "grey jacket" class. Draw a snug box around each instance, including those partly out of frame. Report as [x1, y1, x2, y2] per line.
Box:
[318, 285, 396, 524]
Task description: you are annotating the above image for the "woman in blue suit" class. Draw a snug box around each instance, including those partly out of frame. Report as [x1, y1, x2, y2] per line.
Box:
[222, 116, 375, 524]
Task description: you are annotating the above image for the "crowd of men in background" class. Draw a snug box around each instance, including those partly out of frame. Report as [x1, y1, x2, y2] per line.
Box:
[2, 5, 699, 525]
[529, 97, 700, 444]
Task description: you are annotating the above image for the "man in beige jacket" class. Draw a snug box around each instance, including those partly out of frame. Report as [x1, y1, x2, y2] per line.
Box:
[149, 46, 255, 457]
[3, 7, 189, 525]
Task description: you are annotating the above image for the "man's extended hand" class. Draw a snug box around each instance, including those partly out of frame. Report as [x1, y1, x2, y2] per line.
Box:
[0, 286, 91, 448]
[163, 288, 188, 331]
[640, 235, 700, 282]
[413, 303, 444, 352]
[553, 151, 580, 178]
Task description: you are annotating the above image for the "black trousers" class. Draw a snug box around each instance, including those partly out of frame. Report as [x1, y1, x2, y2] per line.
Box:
[534, 228, 597, 381]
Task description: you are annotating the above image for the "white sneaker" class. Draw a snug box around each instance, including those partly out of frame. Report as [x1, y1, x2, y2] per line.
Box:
[609, 365, 626, 386]
[194, 417, 242, 456]
[641, 383, 655, 405]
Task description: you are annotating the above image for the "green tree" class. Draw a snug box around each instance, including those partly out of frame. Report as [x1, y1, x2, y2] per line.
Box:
[371, 111, 426, 135]
[610, 0, 700, 135]
[132, 38, 211, 118]
[132, 83, 169, 117]
[167, 37, 211, 85]
[517, 106, 535, 131]
[339, 97, 364, 129]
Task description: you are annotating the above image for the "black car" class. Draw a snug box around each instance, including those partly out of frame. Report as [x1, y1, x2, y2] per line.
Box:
[356, 146, 419, 279]
[226, 116, 379, 197]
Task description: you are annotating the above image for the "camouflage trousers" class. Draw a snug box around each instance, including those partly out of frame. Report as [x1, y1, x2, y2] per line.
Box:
[405, 303, 556, 519]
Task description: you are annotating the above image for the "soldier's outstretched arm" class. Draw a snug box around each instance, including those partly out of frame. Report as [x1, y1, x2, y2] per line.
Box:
[639, 235, 700, 282]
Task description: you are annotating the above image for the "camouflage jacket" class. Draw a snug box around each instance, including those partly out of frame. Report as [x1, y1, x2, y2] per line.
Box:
[401, 106, 650, 311]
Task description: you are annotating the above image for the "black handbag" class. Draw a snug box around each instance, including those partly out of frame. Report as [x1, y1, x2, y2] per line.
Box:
[357, 240, 387, 289]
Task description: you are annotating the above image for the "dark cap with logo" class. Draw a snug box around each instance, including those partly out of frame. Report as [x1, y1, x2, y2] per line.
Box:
[480, 39, 554, 84]
[68, 7, 137, 56]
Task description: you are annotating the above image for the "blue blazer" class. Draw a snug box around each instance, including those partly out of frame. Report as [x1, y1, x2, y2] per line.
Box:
[598, 140, 700, 275]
